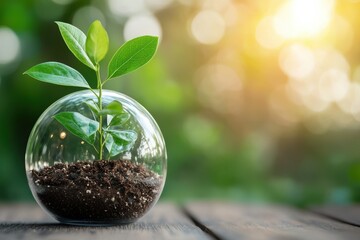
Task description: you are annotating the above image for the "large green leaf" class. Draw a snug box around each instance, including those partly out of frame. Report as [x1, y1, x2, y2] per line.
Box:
[86, 20, 109, 64]
[56, 21, 95, 70]
[107, 36, 159, 80]
[99, 100, 123, 115]
[54, 112, 99, 145]
[105, 130, 137, 157]
[24, 62, 90, 88]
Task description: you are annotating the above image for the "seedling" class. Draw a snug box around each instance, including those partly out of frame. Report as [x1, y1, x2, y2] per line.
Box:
[24, 20, 159, 160]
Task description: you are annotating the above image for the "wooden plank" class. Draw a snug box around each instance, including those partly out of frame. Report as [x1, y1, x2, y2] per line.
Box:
[0, 202, 210, 240]
[311, 205, 360, 227]
[185, 202, 360, 240]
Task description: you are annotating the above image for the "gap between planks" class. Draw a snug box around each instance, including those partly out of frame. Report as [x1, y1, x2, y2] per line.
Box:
[310, 205, 360, 228]
[184, 202, 360, 240]
[182, 206, 222, 240]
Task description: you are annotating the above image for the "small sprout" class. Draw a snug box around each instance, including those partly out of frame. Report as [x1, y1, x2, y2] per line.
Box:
[24, 20, 159, 160]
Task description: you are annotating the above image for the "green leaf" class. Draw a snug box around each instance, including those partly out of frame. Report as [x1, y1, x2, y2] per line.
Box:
[107, 35, 159, 80]
[109, 112, 130, 126]
[85, 100, 100, 115]
[86, 20, 109, 64]
[56, 21, 95, 70]
[24, 62, 90, 88]
[54, 112, 99, 145]
[99, 100, 123, 115]
[105, 130, 137, 157]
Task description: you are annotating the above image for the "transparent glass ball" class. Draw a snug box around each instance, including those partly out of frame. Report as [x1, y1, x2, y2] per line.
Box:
[25, 90, 166, 225]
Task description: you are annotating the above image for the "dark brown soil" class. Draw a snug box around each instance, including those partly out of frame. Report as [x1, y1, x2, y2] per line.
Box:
[30, 160, 162, 223]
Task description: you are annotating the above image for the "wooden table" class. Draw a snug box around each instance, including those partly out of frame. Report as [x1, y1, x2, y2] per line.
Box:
[0, 202, 359, 240]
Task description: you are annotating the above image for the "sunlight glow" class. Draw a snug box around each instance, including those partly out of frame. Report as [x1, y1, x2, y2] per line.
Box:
[274, 0, 335, 39]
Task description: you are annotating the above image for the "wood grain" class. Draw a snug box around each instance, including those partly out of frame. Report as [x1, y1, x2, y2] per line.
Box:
[311, 205, 360, 227]
[2, 202, 359, 240]
[0, 203, 210, 240]
[185, 202, 360, 240]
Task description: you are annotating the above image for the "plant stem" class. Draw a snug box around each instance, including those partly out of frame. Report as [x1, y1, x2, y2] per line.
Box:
[96, 64, 103, 160]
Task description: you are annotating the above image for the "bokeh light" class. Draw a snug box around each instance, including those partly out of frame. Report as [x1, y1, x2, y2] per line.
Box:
[191, 10, 226, 45]
[144, 0, 173, 12]
[337, 82, 360, 115]
[201, 0, 238, 26]
[123, 14, 162, 41]
[0, 27, 20, 65]
[280, 46, 352, 116]
[318, 69, 350, 102]
[108, 0, 146, 17]
[301, 91, 330, 113]
[279, 44, 315, 79]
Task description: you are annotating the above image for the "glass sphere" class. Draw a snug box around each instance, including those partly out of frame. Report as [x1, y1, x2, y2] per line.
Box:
[25, 90, 166, 225]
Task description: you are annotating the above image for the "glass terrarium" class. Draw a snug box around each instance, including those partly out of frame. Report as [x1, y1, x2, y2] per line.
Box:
[25, 90, 167, 225]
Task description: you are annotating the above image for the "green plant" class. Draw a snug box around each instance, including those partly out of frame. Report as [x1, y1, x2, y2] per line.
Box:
[24, 20, 159, 160]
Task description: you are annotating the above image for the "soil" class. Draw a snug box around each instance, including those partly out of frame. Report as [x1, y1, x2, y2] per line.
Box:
[30, 160, 162, 223]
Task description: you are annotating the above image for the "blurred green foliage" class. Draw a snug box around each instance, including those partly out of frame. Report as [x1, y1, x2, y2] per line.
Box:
[0, 0, 359, 206]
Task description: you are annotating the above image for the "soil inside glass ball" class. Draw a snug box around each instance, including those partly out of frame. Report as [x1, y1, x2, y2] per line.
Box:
[30, 160, 162, 223]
